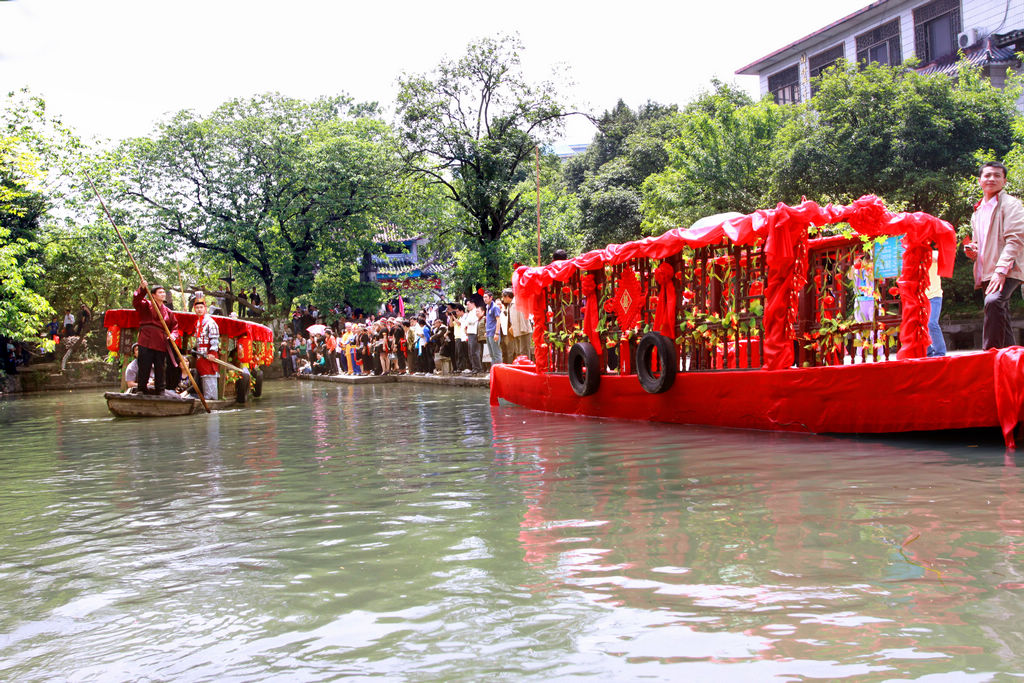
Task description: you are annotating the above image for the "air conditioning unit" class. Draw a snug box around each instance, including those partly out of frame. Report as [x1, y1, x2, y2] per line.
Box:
[958, 28, 979, 49]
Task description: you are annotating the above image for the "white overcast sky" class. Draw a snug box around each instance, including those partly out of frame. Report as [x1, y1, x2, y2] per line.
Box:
[0, 0, 869, 146]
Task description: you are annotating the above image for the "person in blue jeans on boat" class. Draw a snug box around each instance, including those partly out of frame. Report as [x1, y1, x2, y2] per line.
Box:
[483, 290, 503, 366]
[926, 249, 946, 357]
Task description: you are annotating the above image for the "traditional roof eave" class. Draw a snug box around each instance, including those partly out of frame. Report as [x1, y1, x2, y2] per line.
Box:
[736, 0, 893, 75]
[916, 40, 1018, 76]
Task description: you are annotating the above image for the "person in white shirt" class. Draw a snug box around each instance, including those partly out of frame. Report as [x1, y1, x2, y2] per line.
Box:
[462, 301, 483, 374]
[124, 344, 141, 389]
[965, 161, 1024, 349]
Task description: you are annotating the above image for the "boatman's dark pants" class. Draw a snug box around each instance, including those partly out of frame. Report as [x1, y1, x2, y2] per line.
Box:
[137, 346, 168, 394]
[982, 277, 1022, 350]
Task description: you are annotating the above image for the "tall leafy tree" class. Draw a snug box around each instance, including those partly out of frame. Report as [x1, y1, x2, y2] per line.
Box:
[396, 34, 576, 286]
[566, 99, 678, 249]
[118, 93, 408, 310]
[0, 134, 53, 343]
[641, 82, 793, 234]
[773, 60, 1021, 226]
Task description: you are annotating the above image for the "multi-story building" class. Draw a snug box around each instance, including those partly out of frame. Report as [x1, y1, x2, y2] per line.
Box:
[737, 0, 1024, 103]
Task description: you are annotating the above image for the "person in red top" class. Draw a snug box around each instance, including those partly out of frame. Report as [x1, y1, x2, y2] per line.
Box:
[191, 293, 220, 398]
[133, 280, 178, 396]
[324, 328, 339, 375]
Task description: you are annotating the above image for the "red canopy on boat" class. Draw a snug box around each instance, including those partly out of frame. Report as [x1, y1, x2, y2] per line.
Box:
[513, 195, 956, 369]
[102, 309, 274, 343]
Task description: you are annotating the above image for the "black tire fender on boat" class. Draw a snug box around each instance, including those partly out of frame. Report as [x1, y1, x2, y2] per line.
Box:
[567, 342, 601, 397]
[235, 374, 250, 404]
[251, 367, 264, 398]
[635, 332, 677, 394]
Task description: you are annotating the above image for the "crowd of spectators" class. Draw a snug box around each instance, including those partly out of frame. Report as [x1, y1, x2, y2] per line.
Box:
[279, 289, 534, 378]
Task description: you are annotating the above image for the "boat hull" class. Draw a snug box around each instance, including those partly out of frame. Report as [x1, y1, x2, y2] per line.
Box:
[490, 350, 1024, 436]
[104, 392, 245, 417]
[104, 392, 200, 417]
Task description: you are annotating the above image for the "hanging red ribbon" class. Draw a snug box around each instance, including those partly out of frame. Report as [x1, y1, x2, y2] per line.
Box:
[237, 336, 252, 366]
[895, 245, 931, 360]
[652, 262, 677, 339]
[995, 347, 1024, 449]
[106, 325, 120, 353]
[581, 274, 603, 355]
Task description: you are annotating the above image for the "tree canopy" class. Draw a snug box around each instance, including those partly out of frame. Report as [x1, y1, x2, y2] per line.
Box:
[641, 82, 794, 234]
[396, 34, 576, 287]
[118, 93, 408, 310]
[772, 60, 1021, 225]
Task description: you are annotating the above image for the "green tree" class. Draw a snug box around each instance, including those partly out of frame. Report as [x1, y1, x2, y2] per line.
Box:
[500, 151, 583, 271]
[0, 134, 53, 343]
[773, 60, 1020, 226]
[118, 93, 408, 311]
[396, 34, 576, 287]
[569, 99, 678, 248]
[641, 82, 793, 234]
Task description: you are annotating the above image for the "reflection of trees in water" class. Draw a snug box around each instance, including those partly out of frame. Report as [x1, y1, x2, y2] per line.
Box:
[492, 407, 1024, 672]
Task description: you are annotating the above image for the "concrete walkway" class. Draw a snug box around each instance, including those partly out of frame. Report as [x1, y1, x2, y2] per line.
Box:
[297, 372, 490, 387]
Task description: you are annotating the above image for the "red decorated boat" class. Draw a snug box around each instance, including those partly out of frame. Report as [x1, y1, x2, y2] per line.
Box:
[490, 195, 1024, 447]
[102, 309, 275, 417]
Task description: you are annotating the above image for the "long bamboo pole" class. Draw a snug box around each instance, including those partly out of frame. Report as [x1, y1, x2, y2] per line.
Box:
[536, 145, 541, 266]
[84, 173, 210, 413]
[203, 354, 250, 376]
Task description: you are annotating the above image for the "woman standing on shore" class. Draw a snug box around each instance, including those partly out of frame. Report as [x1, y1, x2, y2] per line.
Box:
[133, 280, 178, 397]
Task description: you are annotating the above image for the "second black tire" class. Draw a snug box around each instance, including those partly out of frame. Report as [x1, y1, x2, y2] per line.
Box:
[567, 342, 601, 396]
[635, 332, 677, 394]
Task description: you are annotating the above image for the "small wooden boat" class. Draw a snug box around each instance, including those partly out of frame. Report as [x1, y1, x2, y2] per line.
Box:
[102, 309, 275, 416]
[492, 195, 1024, 447]
[104, 391, 247, 417]
[104, 391, 200, 417]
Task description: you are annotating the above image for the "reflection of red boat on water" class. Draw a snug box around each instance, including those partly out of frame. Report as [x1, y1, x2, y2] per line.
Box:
[102, 309, 275, 417]
[490, 195, 1024, 446]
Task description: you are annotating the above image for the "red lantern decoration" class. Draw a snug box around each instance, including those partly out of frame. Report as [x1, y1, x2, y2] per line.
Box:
[237, 336, 252, 365]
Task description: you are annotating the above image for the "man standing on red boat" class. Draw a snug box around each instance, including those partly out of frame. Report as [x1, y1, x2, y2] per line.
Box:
[191, 292, 220, 399]
[966, 161, 1024, 349]
[133, 280, 179, 397]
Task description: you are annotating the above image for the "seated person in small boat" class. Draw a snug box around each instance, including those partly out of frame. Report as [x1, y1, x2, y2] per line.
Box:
[124, 343, 142, 390]
[170, 357, 194, 396]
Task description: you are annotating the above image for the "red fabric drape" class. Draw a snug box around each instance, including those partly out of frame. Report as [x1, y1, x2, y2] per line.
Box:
[513, 196, 957, 369]
[106, 326, 119, 353]
[995, 347, 1024, 449]
[581, 274, 602, 356]
[652, 263, 677, 339]
[491, 351, 1009, 441]
[103, 309, 273, 343]
[895, 245, 932, 360]
[237, 336, 252, 365]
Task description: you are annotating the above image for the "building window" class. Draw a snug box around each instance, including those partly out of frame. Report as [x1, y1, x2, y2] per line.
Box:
[856, 18, 903, 65]
[914, 0, 961, 62]
[809, 44, 845, 93]
[768, 65, 801, 104]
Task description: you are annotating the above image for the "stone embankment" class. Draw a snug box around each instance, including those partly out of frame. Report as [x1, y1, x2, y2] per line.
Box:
[2, 360, 120, 395]
[1, 357, 489, 395]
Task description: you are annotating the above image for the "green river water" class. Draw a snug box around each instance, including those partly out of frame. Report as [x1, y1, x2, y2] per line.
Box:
[1, 379, 1023, 681]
